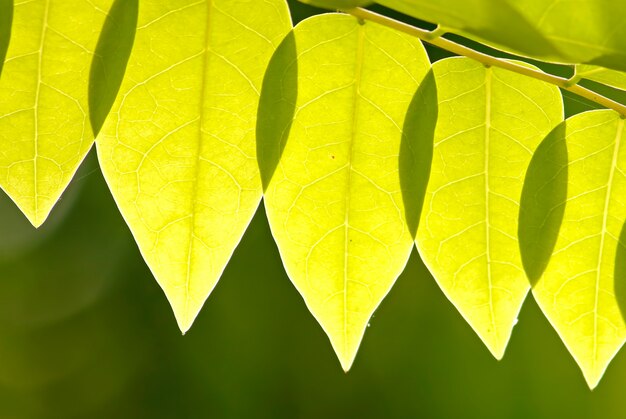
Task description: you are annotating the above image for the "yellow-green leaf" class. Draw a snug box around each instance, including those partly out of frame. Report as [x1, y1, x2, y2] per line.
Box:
[298, 0, 373, 9]
[576, 65, 626, 92]
[261, 13, 432, 370]
[525, 110, 626, 389]
[377, 0, 626, 73]
[96, 0, 292, 332]
[417, 57, 563, 358]
[0, 0, 114, 227]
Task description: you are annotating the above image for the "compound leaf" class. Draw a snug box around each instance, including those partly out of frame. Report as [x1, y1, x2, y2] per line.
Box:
[261, 13, 432, 370]
[96, 0, 291, 333]
[0, 0, 114, 227]
[527, 110, 626, 389]
[417, 57, 563, 358]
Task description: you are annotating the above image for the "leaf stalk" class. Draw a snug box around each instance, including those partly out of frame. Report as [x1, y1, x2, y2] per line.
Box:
[342, 7, 626, 116]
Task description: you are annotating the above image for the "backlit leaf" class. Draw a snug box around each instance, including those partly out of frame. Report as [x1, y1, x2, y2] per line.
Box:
[417, 57, 563, 358]
[524, 110, 626, 389]
[377, 0, 626, 73]
[576, 65, 626, 92]
[96, 0, 291, 333]
[0, 0, 114, 227]
[260, 13, 432, 370]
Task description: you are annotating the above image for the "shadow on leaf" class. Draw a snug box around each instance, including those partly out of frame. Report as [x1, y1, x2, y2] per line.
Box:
[399, 69, 437, 238]
[256, 31, 297, 191]
[88, 0, 138, 137]
[518, 123, 568, 286]
[614, 220, 626, 325]
[0, 0, 12, 78]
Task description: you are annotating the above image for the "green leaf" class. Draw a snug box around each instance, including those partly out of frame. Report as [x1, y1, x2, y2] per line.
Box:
[524, 110, 626, 389]
[0, 0, 114, 227]
[298, 0, 373, 9]
[377, 0, 626, 73]
[417, 57, 563, 358]
[576, 65, 626, 92]
[96, 0, 292, 333]
[260, 13, 432, 370]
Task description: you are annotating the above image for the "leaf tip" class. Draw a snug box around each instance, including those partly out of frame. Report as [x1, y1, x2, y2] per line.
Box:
[171, 300, 204, 336]
[339, 354, 356, 373]
[580, 364, 607, 391]
[174, 310, 198, 336]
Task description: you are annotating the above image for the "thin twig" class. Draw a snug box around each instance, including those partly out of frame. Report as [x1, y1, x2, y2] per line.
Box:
[342, 7, 626, 117]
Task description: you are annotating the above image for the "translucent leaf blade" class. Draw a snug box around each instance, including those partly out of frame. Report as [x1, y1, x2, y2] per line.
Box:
[261, 13, 432, 370]
[417, 57, 563, 358]
[576, 65, 626, 92]
[378, 0, 626, 73]
[96, 0, 292, 332]
[526, 110, 626, 389]
[0, 0, 114, 227]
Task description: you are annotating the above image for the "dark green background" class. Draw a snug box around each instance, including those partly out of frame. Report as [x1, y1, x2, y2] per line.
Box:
[1, 1, 626, 418]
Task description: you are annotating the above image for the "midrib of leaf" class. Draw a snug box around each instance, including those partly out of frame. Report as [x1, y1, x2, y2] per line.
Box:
[483, 66, 498, 345]
[183, 0, 214, 330]
[342, 22, 365, 361]
[592, 117, 624, 367]
[33, 0, 50, 227]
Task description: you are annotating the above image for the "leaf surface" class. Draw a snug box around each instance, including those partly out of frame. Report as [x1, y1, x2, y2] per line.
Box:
[417, 57, 563, 358]
[576, 65, 626, 92]
[525, 110, 626, 389]
[0, 0, 114, 226]
[96, 0, 291, 332]
[377, 0, 626, 73]
[261, 13, 432, 370]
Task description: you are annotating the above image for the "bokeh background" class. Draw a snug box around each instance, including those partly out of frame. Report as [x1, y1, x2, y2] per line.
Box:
[1, 1, 626, 418]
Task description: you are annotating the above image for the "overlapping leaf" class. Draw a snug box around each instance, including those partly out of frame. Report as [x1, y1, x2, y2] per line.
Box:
[576, 66, 626, 92]
[522, 110, 626, 389]
[96, 0, 292, 332]
[0, 0, 114, 227]
[260, 13, 432, 370]
[417, 57, 563, 358]
[377, 0, 626, 74]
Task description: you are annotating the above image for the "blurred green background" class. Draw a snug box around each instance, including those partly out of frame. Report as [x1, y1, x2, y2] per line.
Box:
[1, 2, 626, 418]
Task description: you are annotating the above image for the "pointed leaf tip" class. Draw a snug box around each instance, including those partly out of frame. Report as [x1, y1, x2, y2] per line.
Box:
[263, 14, 431, 370]
[417, 57, 563, 359]
[97, 0, 292, 329]
[0, 0, 110, 227]
[532, 111, 626, 389]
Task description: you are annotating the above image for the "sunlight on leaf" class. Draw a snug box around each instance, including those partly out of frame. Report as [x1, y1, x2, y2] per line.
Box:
[528, 110, 626, 389]
[576, 65, 626, 92]
[417, 57, 563, 359]
[0, 0, 114, 227]
[96, 0, 292, 333]
[261, 13, 432, 370]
